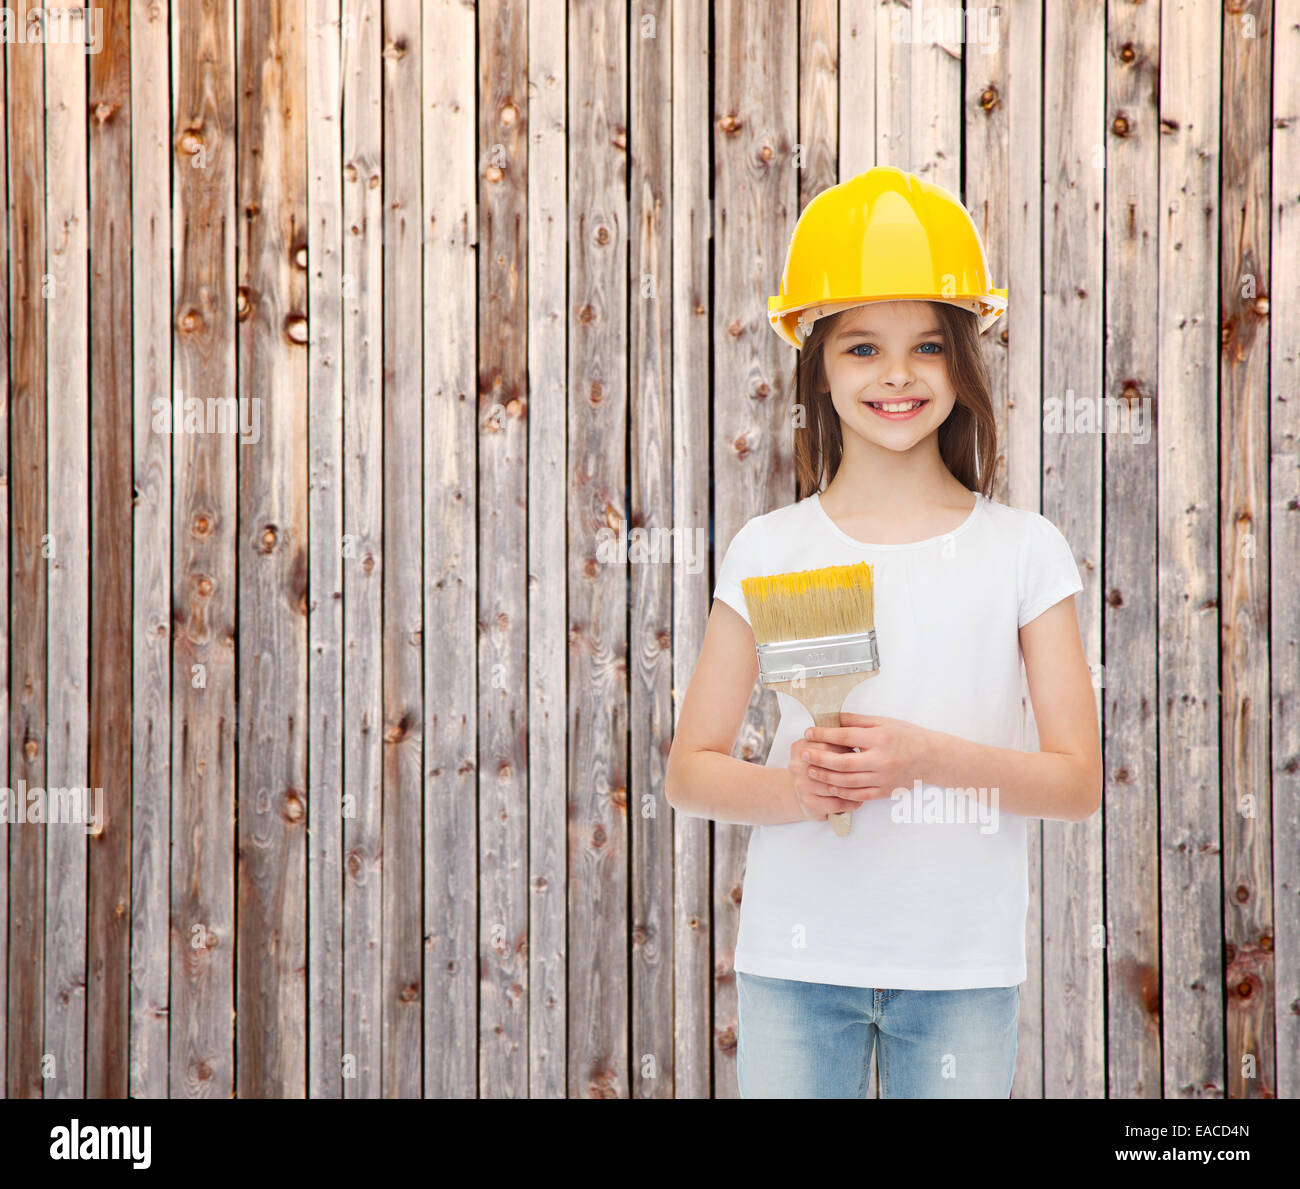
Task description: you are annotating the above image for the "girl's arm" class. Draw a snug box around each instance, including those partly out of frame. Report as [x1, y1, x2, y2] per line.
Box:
[665, 600, 811, 825]
[803, 596, 1102, 822]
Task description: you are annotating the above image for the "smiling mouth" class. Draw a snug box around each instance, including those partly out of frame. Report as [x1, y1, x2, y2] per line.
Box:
[862, 398, 929, 419]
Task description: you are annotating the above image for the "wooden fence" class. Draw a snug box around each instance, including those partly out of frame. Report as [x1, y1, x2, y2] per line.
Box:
[0, 0, 1295, 1099]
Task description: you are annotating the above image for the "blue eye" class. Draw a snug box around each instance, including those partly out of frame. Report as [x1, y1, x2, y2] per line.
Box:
[849, 343, 876, 357]
[917, 341, 943, 354]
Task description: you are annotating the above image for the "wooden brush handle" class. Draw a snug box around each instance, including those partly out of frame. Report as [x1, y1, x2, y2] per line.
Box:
[769, 671, 874, 838]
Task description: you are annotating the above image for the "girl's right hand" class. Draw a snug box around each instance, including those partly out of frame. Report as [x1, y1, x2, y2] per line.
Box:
[787, 738, 862, 824]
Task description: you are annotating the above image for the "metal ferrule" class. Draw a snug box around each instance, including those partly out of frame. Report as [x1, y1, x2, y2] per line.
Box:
[755, 629, 880, 685]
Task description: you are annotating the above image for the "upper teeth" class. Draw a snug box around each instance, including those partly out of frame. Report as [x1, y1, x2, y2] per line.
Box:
[873, 400, 924, 412]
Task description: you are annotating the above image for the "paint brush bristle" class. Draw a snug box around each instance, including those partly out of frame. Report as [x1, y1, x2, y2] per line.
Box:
[741, 562, 875, 645]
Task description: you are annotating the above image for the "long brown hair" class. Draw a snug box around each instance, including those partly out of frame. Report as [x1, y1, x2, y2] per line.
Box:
[791, 301, 998, 500]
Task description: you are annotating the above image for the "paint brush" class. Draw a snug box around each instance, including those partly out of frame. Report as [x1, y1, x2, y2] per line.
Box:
[741, 562, 879, 837]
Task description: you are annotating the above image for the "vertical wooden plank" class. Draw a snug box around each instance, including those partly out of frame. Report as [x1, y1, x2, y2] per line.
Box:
[340, 0, 383, 1100]
[1271, 0, 1300, 1103]
[669, 0, 710, 1100]
[1006, 4, 1047, 1100]
[381, 0, 423, 1100]
[306, 0, 344, 1099]
[425, 0, 478, 1096]
[43, 16, 90, 1100]
[1041, 0, 1105, 1099]
[236, 0, 309, 1097]
[526, 0, 566, 1101]
[1102, 0, 1161, 1098]
[567, 0, 627, 1098]
[874, 0, 961, 191]
[130, 0, 171, 1099]
[171, 0, 237, 1098]
[967, 0, 1045, 1100]
[87, 0, 133, 1101]
[477, 0, 528, 1100]
[1157, 0, 1222, 1097]
[0, 5, 10, 1101]
[836, 0, 874, 179]
[5, 1, 47, 1100]
[799, 0, 836, 203]
[630, 0, 672, 1100]
[1219, 0, 1274, 1100]
[712, 0, 796, 1100]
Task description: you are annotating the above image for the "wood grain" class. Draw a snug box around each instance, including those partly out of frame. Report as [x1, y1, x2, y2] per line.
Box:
[1041, 0, 1105, 1099]
[87, 0, 133, 1102]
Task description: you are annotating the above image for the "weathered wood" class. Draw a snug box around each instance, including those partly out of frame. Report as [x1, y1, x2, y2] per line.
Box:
[800, 0, 837, 205]
[476, 0, 528, 1100]
[306, 0, 344, 1101]
[340, 0, 383, 1100]
[567, 0, 628, 1099]
[87, 0, 133, 1102]
[629, 0, 673, 1100]
[525, 0, 567, 1102]
[6, 5, 48, 1100]
[129, 0, 172, 1100]
[670, 0, 711, 1101]
[1271, 0, 1300, 1102]
[170, 0, 238, 1098]
[712, 0, 797, 1101]
[0, 7, 10, 1101]
[236, 0, 309, 1098]
[425, 0, 478, 1097]
[1219, 0, 1274, 1101]
[43, 23, 90, 1100]
[1040, 0, 1105, 1099]
[381, 0, 423, 1100]
[874, 0, 960, 190]
[967, 0, 1046, 1101]
[1102, 0, 1161, 1099]
[837, 0, 874, 179]
[1157, 0, 1223, 1097]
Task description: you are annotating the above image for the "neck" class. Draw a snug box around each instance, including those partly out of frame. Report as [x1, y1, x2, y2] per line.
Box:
[822, 430, 968, 514]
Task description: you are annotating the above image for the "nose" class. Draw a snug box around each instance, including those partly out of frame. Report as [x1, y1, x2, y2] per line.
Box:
[878, 358, 917, 390]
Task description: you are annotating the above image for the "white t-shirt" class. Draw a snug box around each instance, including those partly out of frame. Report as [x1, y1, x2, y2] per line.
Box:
[711, 490, 1083, 990]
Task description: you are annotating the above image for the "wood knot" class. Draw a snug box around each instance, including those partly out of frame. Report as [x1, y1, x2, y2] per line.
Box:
[485, 164, 503, 183]
[979, 85, 999, 111]
[1119, 42, 1136, 64]
[236, 287, 251, 320]
[717, 113, 740, 133]
[192, 513, 213, 539]
[284, 314, 309, 344]
[282, 789, 305, 823]
[178, 128, 204, 156]
[259, 526, 277, 553]
[1111, 114, 1131, 137]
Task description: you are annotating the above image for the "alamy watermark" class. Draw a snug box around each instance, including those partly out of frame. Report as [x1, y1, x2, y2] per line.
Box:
[1, 780, 104, 834]
[0, 6, 103, 53]
[595, 519, 707, 575]
[1043, 389, 1152, 444]
[151, 391, 263, 444]
[890, 778, 999, 834]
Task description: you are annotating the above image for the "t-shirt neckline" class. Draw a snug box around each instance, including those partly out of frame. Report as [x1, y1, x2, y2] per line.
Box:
[812, 489, 984, 550]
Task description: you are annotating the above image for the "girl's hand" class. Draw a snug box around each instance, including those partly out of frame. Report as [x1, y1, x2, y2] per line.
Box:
[785, 737, 864, 823]
[800, 713, 932, 802]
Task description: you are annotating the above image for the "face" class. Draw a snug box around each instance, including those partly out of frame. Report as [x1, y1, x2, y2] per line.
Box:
[819, 301, 958, 452]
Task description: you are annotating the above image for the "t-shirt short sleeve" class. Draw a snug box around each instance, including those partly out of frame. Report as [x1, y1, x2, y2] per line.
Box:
[1017, 512, 1083, 628]
[712, 519, 757, 626]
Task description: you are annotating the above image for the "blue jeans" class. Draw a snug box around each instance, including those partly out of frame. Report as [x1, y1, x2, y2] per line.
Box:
[736, 971, 1020, 1098]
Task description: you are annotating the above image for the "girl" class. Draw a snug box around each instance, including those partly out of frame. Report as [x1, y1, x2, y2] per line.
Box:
[664, 167, 1101, 1099]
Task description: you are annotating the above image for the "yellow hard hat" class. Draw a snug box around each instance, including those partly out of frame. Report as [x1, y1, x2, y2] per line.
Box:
[768, 165, 1007, 348]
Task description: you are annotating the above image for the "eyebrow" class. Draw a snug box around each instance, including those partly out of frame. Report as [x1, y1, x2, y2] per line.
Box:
[834, 327, 943, 341]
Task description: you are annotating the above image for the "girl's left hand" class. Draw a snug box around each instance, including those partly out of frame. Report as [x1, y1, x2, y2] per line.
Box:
[800, 713, 933, 802]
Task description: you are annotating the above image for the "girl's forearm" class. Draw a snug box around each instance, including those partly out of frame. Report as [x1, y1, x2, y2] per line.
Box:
[924, 728, 1100, 822]
[665, 749, 804, 825]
